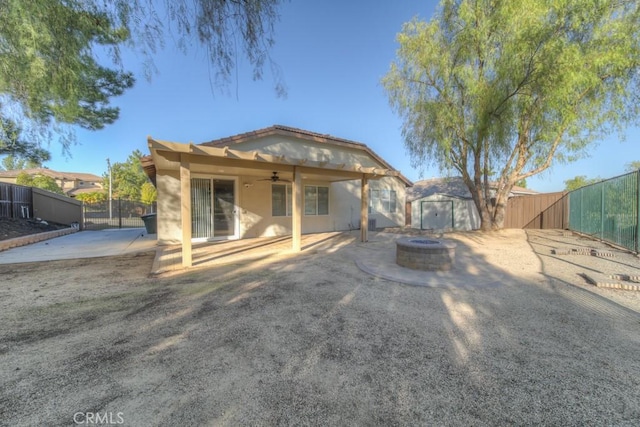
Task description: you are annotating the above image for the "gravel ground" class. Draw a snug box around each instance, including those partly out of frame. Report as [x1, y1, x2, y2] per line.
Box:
[1, 230, 639, 426]
[527, 229, 640, 313]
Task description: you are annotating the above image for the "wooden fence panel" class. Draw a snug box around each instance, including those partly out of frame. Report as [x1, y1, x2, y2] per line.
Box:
[505, 192, 568, 229]
[0, 182, 32, 218]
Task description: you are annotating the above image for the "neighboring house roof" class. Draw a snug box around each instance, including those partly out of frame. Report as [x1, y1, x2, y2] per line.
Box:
[0, 168, 102, 182]
[509, 185, 539, 195]
[408, 177, 538, 202]
[408, 177, 473, 201]
[199, 125, 413, 187]
[66, 187, 103, 196]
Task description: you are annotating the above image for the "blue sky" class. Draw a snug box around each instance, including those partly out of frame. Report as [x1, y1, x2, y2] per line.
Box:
[43, 0, 638, 192]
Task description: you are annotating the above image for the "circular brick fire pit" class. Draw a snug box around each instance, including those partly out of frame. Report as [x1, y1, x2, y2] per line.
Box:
[396, 238, 457, 271]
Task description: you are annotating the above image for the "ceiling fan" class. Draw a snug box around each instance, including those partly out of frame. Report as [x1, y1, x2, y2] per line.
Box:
[258, 171, 291, 183]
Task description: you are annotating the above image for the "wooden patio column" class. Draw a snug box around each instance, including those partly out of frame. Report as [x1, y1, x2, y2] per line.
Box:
[292, 166, 302, 252]
[361, 175, 369, 242]
[180, 154, 192, 267]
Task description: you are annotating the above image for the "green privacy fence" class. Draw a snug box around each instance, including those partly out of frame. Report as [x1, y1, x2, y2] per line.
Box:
[568, 170, 639, 252]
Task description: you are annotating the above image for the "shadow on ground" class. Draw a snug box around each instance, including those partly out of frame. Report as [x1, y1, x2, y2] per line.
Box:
[1, 230, 639, 425]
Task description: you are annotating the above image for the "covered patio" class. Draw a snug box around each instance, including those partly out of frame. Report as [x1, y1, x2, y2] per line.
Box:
[151, 231, 358, 274]
[146, 130, 405, 268]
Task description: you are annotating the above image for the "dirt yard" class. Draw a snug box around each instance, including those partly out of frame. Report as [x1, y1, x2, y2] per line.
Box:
[0, 218, 68, 241]
[1, 230, 639, 425]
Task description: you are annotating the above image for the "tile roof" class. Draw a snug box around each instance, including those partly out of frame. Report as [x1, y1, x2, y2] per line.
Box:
[408, 176, 539, 201]
[0, 168, 102, 182]
[201, 124, 369, 149]
[66, 187, 104, 196]
[408, 177, 472, 201]
[199, 125, 412, 186]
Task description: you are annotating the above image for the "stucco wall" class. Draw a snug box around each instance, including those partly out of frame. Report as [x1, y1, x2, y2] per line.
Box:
[156, 170, 407, 245]
[221, 135, 383, 169]
[32, 188, 82, 226]
[411, 194, 480, 231]
[156, 170, 182, 244]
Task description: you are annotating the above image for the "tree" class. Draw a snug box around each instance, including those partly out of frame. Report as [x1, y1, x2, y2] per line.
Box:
[106, 150, 156, 202]
[75, 192, 107, 204]
[0, 1, 135, 153]
[140, 182, 157, 205]
[515, 179, 527, 189]
[0, 118, 51, 169]
[383, 0, 640, 231]
[1, 0, 285, 158]
[625, 161, 640, 172]
[16, 172, 64, 195]
[1, 156, 39, 171]
[564, 175, 601, 191]
[0, 155, 45, 171]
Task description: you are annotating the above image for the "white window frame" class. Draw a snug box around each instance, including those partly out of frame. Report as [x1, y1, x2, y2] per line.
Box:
[272, 184, 292, 217]
[370, 188, 396, 213]
[304, 185, 329, 216]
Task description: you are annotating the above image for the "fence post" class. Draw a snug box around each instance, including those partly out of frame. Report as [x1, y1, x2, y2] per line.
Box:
[580, 189, 583, 232]
[601, 182, 605, 240]
[9, 186, 13, 218]
[636, 170, 640, 253]
[118, 198, 122, 229]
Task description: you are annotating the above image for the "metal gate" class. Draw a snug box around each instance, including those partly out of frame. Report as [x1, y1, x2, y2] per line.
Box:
[83, 198, 155, 230]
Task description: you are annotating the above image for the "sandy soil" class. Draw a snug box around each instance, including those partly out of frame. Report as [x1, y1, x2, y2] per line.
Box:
[526, 229, 640, 313]
[1, 230, 639, 426]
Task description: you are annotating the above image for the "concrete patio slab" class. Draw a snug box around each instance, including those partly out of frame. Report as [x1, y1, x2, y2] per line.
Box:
[152, 232, 356, 274]
[0, 228, 157, 264]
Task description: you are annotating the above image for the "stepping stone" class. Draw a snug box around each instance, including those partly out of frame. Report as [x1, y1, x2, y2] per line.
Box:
[582, 272, 640, 291]
[552, 248, 573, 255]
[592, 250, 615, 258]
[609, 273, 640, 283]
[552, 247, 615, 257]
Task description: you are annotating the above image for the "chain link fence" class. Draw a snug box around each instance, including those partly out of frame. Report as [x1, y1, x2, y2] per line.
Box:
[568, 170, 638, 252]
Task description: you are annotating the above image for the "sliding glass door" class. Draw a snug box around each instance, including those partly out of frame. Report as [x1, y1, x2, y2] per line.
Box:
[191, 177, 237, 240]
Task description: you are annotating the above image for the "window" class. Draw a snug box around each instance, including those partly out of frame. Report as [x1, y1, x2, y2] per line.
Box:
[318, 187, 329, 215]
[272, 184, 292, 216]
[369, 189, 379, 213]
[370, 188, 396, 213]
[304, 185, 329, 215]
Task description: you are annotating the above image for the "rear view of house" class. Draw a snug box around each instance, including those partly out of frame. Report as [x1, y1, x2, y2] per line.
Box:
[144, 125, 412, 266]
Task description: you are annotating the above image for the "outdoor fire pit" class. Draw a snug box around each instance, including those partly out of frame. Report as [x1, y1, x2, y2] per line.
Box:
[396, 238, 457, 271]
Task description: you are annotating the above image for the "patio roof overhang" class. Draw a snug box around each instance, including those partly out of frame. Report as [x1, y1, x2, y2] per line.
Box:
[147, 136, 379, 268]
[147, 137, 402, 183]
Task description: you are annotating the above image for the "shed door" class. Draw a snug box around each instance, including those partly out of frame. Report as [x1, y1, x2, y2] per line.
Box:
[421, 200, 454, 230]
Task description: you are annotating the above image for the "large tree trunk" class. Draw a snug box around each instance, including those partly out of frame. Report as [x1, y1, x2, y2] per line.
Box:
[466, 178, 493, 231]
[463, 162, 514, 231]
[472, 181, 510, 231]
